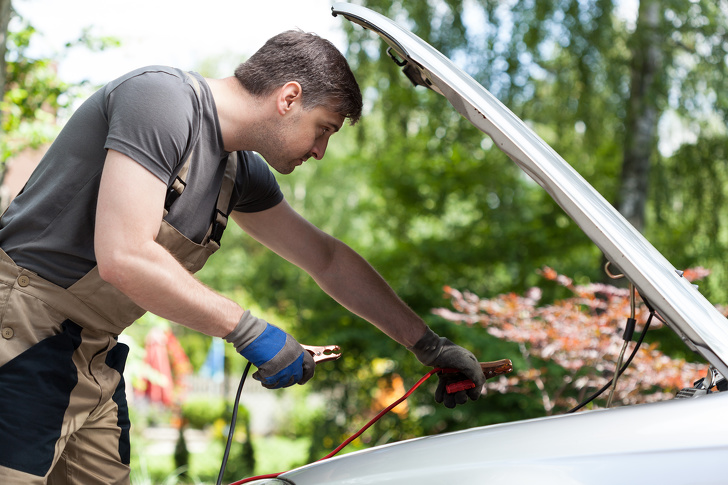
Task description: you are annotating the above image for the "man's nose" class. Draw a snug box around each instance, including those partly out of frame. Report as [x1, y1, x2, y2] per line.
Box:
[310, 138, 329, 160]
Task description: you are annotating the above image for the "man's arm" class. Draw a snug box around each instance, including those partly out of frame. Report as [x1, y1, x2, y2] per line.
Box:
[232, 199, 428, 347]
[94, 149, 243, 337]
[96, 150, 315, 389]
[234, 200, 487, 406]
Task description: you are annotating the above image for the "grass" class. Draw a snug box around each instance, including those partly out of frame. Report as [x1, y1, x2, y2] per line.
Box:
[130, 433, 311, 485]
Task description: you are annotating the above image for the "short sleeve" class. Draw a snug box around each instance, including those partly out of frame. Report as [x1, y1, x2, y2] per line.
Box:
[232, 151, 285, 213]
[104, 69, 198, 183]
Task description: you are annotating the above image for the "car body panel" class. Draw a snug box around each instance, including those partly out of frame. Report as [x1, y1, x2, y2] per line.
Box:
[331, 2, 728, 378]
[278, 392, 728, 484]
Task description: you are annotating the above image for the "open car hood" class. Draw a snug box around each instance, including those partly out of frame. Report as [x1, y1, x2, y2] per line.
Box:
[332, 2, 728, 377]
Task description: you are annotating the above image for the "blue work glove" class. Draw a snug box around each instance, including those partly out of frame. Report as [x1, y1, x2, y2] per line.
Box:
[408, 328, 485, 408]
[224, 310, 315, 389]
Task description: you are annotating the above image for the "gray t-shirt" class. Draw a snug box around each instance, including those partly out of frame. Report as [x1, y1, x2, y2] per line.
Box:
[0, 66, 283, 288]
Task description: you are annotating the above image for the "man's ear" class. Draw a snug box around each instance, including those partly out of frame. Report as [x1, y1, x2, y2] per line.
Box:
[276, 81, 302, 115]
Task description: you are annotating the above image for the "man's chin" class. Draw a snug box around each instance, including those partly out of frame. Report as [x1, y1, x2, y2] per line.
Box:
[260, 155, 296, 174]
[270, 165, 294, 175]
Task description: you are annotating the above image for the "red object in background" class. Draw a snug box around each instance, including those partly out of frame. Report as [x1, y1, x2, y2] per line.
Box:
[141, 328, 192, 406]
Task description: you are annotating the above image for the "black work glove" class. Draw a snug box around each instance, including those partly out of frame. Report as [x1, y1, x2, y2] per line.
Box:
[225, 310, 315, 389]
[408, 328, 485, 408]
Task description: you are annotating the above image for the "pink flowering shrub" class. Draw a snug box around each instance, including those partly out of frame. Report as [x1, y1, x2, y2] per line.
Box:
[433, 267, 711, 414]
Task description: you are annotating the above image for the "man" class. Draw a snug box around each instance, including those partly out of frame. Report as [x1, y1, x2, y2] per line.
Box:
[0, 30, 484, 484]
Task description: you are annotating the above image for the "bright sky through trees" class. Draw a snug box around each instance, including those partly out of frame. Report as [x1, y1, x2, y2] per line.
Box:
[13, 0, 345, 84]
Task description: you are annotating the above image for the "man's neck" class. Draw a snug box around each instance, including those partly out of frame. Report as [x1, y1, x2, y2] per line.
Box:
[206, 77, 268, 153]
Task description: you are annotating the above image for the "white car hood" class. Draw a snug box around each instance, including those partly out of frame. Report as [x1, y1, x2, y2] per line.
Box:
[280, 392, 728, 484]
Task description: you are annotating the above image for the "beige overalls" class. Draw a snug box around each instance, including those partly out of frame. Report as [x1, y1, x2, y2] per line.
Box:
[0, 138, 239, 484]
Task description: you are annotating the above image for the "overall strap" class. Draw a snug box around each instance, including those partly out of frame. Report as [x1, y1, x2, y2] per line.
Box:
[164, 72, 239, 249]
[164, 72, 202, 211]
[203, 151, 239, 249]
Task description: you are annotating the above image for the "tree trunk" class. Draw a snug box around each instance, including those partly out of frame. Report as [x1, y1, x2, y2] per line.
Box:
[0, 0, 11, 100]
[617, 0, 664, 233]
[1, 0, 12, 192]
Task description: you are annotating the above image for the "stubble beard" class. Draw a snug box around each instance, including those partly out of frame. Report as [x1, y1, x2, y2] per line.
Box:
[251, 111, 304, 174]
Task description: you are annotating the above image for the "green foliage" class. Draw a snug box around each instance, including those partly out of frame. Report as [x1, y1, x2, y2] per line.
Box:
[221, 434, 255, 483]
[65, 26, 121, 52]
[1, 10, 120, 169]
[179, 396, 256, 481]
[131, 437, 225, 485]
[1, 19, 68, 163]
[221, 402, 255, 482]
[648, 134, 728, 303]
[173, 426, 190, 481]
[277, 387, 326, 440]
[660, 0, 728, 119]
[181, 396, 228, 430]
[176, 333, 212, 372]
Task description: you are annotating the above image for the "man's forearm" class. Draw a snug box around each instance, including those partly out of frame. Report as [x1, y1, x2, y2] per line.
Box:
[310, 239, 427, 347]
[97, 238, 243, 337]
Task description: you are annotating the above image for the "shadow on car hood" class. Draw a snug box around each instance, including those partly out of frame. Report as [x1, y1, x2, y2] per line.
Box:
[331, 2, 728, 377]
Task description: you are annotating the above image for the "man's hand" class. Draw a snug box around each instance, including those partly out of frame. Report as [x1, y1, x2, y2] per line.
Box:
[225, 310, 315, 389]
[408, 328, 485, 408]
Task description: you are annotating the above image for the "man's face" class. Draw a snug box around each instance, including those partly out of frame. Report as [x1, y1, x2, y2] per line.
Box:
[257, 105, 345, 174]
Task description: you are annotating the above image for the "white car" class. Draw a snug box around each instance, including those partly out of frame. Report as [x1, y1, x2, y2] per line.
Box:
[246, 3, 728, 484]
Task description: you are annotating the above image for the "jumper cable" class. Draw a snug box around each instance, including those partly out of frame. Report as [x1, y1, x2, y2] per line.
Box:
[226, 358, 512, 485]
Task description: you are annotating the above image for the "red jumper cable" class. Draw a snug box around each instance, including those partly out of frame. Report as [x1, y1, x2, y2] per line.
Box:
[228, 356, 512, 485]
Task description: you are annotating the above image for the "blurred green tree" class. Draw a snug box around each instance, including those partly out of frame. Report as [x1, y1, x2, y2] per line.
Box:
[1, 8, 66, 174]
[0, 1, 119, 184]
[261, 0, 727, 456]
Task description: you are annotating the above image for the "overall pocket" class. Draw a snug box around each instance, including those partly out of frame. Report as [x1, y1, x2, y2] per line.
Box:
[0, 320, 83, 477]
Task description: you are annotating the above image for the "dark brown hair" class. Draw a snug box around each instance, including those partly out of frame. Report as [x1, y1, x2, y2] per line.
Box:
[235, 30, 362, 125]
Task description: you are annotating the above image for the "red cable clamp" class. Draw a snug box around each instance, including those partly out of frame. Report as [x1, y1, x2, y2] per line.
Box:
[441, 359, 513, 394]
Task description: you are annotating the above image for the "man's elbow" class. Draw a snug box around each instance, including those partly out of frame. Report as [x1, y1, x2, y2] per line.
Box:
[307, 236, 346, 279]
[96, 249, 135, 291]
